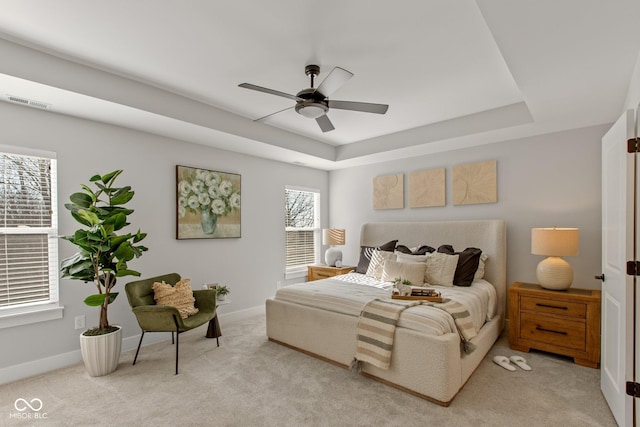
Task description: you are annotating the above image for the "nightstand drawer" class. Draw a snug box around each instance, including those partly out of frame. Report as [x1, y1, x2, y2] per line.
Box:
[520, 313, 586, 351]
[520, 295, 586, 319]
[307, 265, 355, 282]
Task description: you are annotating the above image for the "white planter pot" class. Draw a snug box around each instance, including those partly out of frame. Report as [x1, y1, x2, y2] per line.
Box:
[79, 325, 122, 377]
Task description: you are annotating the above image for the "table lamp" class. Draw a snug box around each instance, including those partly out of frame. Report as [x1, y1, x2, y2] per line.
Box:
[323, 228, 345, 267]
[531, 227, 579, 290]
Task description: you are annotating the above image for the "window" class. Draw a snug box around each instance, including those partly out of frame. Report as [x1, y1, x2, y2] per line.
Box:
[285, 187, 320, 278]
[0, 148, 61, 328]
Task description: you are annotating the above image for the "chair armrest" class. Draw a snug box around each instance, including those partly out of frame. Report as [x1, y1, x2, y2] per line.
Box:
[132, 305, 181, 315]
[132, 305, 185, 331]
[193, 290, 217, 313]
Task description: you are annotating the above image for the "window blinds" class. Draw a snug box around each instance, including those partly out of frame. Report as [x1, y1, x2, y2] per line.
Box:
[0, 154, 58, 309]
[285, 188, 319, 269]
[285, 230, 316, 267]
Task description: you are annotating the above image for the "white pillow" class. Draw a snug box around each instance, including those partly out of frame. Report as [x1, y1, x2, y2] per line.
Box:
[424, 252, 459, 287]
[474, 253, 489, 280]
[381, 259, 427, 285]
[365, 250, 397, 280]
[395, 251, 431, 263]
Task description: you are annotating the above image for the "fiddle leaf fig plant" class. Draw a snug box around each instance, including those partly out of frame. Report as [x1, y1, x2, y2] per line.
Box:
[60, 170, 148, 335]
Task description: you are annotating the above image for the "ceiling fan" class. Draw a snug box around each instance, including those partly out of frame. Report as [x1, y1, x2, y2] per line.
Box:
[238, 64, 389, 133]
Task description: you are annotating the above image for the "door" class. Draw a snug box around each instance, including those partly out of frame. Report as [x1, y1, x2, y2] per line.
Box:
[601, 109, 635, 426]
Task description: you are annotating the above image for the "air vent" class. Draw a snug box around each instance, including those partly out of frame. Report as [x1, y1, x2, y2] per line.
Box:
[6, 95, 51, 110]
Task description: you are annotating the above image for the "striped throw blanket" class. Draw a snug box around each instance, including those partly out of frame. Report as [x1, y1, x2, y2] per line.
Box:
[351, 299, 421, 371]
[426, 298, 477, 355]
[351, 298, 477, 372]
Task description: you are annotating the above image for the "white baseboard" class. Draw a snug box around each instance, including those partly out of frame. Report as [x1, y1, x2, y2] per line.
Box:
[218, 304, 264, 323]
[0, 348, 83, 386]
[0, 304, 265, 385]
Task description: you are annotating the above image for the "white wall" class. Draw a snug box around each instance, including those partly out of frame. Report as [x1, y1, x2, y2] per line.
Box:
[329, 124, 608, 291]
[0, 101, 328, 373]
[625, 50, 640, 112]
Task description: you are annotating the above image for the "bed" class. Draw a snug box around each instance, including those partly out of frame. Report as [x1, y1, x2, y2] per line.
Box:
[266, 219, 506, 406]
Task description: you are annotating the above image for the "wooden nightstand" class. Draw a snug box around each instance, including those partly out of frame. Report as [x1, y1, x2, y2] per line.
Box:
[307, 265, 354, 282]
[509, 282, 601, 368]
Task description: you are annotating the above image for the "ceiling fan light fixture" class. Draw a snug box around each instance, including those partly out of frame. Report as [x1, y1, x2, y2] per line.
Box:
[295, 102, 328, 119]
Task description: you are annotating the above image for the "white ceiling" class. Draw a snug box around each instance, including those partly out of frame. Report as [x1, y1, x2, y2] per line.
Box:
[0, 0, 639, 170]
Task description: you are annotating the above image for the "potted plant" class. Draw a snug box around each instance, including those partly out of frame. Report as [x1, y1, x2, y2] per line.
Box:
[60, 170, 148, 377]
[215, 285, 230, 302]
[392, 278, 413, 296]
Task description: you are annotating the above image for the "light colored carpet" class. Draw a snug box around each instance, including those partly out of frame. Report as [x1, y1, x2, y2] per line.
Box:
[1, 314, 616, 426]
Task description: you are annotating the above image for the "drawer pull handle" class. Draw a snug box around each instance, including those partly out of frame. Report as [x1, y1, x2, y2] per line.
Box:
[536, 326, 567, 335]
[535, 303, 568, 310]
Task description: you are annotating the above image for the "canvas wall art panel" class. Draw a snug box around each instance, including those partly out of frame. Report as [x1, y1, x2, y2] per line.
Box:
[373, 173, 404, 210]
[452, 160, 497, 205]
[176, 165, 241, 239]
[408, 167, 446, 208]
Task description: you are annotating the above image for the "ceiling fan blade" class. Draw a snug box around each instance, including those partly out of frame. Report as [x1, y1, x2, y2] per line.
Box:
[328, 100, 389, 114]
[254, 106, 295, 122]
[316, 114, 335, 133]
[315, 67, 353, 97]
[238, 83, 301, 101]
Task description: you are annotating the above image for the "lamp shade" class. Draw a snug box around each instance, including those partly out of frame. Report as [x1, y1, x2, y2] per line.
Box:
[531, 228, 579, 256]
[531, 227, 579, 290]
[322, 229, 345, 246]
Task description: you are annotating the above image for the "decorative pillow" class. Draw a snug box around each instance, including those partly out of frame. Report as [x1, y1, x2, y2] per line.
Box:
[395, 251, 431, 263]
[437, 245, 483, 287]
[474, 253, 489, 280]
[355, 240, 398, 274]
[365, 250, 397, 280]
[424, 252, 459, 287]
[381, 259, 426, 285]
[152, 278, 199, 319]
[395, 244, 435, 255]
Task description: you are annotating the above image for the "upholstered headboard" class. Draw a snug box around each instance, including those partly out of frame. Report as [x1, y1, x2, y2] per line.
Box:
[360, 220, 507, 316]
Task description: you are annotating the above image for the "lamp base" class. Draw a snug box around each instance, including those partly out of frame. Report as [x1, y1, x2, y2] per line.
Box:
[536, 256, 573, 290]
[325, 247, 343, 267]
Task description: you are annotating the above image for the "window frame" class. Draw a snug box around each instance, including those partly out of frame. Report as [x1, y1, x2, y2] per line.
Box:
[284, 186, 321, 280]
[0, 145, 62, 329]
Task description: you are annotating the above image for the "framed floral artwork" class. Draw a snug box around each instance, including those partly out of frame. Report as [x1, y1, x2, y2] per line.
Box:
[176, 165, 241, 239]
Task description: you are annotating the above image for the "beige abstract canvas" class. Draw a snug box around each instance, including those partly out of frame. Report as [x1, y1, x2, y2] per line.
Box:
[408, 168, 445, 208]
[452, 160, 497, 205]
[373, 173, 404, 209]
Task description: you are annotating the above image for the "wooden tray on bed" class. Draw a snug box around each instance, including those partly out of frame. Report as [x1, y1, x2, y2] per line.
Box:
[391, 294, 443, 302]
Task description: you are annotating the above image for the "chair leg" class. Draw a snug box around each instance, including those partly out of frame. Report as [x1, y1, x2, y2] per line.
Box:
[173, 316, 180, 375]
[133, 331, 145, 365]
[171, 331, 174, 345]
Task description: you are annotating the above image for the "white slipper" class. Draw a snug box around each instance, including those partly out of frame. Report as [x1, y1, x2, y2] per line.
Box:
[493, 355, 516, 371]
[509, 355, 532, 371]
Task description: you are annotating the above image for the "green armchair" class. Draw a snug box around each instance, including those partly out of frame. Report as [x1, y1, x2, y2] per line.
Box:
[125, 273, 217, 374]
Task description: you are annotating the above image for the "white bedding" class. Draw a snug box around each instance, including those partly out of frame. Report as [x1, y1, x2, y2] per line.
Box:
[274, 272, 497, 338]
